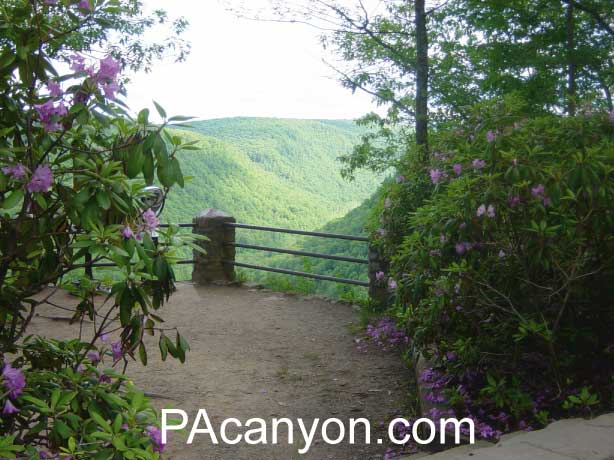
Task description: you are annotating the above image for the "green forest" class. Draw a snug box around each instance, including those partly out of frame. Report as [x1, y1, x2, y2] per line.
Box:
[160, 117, 382, 295]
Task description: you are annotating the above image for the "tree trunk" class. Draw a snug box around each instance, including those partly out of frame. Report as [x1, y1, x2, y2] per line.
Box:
[415, 0, 429, 158]
[566, 2, 577, 116]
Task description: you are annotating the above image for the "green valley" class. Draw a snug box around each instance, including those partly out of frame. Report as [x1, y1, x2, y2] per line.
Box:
[160, 117, 381, 293]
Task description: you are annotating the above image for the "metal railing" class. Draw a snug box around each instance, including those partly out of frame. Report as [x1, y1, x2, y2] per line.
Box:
[223, 222, 369, 287]
[86, 221, 371, 288]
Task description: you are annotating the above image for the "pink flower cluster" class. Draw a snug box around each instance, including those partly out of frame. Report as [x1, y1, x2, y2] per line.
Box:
[2, 164, 53, 193]
[35, 100, 67, 131]
[2, 362, 26, 415]
[358, 317, 408, 352]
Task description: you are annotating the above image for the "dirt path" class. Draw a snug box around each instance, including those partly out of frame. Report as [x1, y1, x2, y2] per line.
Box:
[28, 282, 411, 460]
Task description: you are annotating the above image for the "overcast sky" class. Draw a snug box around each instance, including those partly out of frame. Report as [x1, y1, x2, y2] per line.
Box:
[124, 0, 379, 121]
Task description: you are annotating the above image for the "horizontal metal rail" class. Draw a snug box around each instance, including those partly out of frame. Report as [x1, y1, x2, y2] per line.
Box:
[227, 242, 368, 264]
[158, 223, 195, 228]
[89, 259, 195, 268]
[226, 223, 369, 242]
[225, 261, 369, 287]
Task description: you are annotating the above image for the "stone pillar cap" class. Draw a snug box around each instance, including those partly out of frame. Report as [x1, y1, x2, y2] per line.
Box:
[196, 209, 233, 219]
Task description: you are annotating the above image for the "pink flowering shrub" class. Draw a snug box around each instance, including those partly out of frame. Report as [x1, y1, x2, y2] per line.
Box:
[376, 98, 614, 435]
[0, 0, 194, 457]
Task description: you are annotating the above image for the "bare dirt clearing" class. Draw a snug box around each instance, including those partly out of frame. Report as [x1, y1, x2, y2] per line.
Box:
[29, 282, 411, 459]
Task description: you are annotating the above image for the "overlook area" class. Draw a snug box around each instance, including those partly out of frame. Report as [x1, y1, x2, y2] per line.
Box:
[1, 0, 613, 459]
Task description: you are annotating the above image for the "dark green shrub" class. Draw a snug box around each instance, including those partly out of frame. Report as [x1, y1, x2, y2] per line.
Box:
[380, 98, 614, 430]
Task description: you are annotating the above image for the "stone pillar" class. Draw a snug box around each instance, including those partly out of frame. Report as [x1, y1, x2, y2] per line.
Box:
[192, 209, 236, 284]
[368, 243, 391, 309]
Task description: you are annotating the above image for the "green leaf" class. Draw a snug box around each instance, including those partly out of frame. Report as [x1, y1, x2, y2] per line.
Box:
[138, 342, 147, 365]
[137, 108, 150, 124]
[2, 189, 23, 209]
[153, 101, 167, 119]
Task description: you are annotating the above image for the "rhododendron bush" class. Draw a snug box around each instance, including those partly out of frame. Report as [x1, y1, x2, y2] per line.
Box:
[375, 98, 614, 434]
[0, 0, 195, 457]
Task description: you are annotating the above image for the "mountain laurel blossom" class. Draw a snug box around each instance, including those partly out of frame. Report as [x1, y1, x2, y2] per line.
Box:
[145, 426, 165, 453]
[508, 195, 521, 207]
[375, 271, 386, 282]
[2, 362, 26, 399]
[27, 165, 53, 193]
[430, 168, 444, 184]
[2, 399, 19, 415]
[476, 204, 486, 217]
[97, 56, 121, 82]
[121, 226, 134, 239]
[472, 159, 486, 169]
[46, 80, 62, 97]
[531, 184, 545, 197]
[487, 204, 495, 218]
[486, 130, 497, 143]
[142, 209, 159, 232]
[35, 100, 67, 131]
[2, 164, 27, 180]
[453, 163, 462, 176]
[111, 341, 123, 361]
[388, 278, 398, 290]
[70, 54, 86, 72]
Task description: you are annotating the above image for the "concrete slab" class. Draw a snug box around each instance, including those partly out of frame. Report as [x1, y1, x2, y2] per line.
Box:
[399, 413, 614, 460]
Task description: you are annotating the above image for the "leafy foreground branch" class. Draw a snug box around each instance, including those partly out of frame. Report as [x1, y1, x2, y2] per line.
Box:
[0, 0, 198, 458]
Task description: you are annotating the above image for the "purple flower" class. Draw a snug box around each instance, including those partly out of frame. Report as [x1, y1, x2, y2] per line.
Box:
[78, 0, 92, 10]
[543, 196, 552, 207]
[395, 175, 405, 183]
[430, 168, 444, 184]
[121, 226, 134, 239]
[440, 234, 448, 244]
[2, 362, 26, 399]
[508, 195, 521, 207]
[531, 184, 545, 197]
[486, 130, 497, 143]
[3, 399, 19, 415]
[34, 100, 67, 131]
[487, 204, 495, 218]
[453, 163, 462, 176]
[44, 0, 58, 4]
[111, 341, 123, 361]
[388, 278, 398, 290]
[455, 242, 472, 255]
[472, 159, 486, 169]
[2, 164, 27, 180]
[375, 271, 385, 282]
[87, 351, 101, 363]
[97, 56, 121, 82]
[27, 165, 53, 193]
[446, 351, 458, 361]
[100, 81, 120, 99]
[498, 250, 506, 258]
[47, 81, 62, 97]
[70, 54, 86, 72]
[145, 426, 165, 453]
[476, 204, 486, 217]
[141, 208, 159, 232]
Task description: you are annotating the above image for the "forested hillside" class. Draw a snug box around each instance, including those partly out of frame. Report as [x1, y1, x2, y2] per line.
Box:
[159, 117, 382, 288]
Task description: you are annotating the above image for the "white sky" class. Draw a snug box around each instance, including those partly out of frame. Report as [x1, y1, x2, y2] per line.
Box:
[124, 0, 379, 120]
